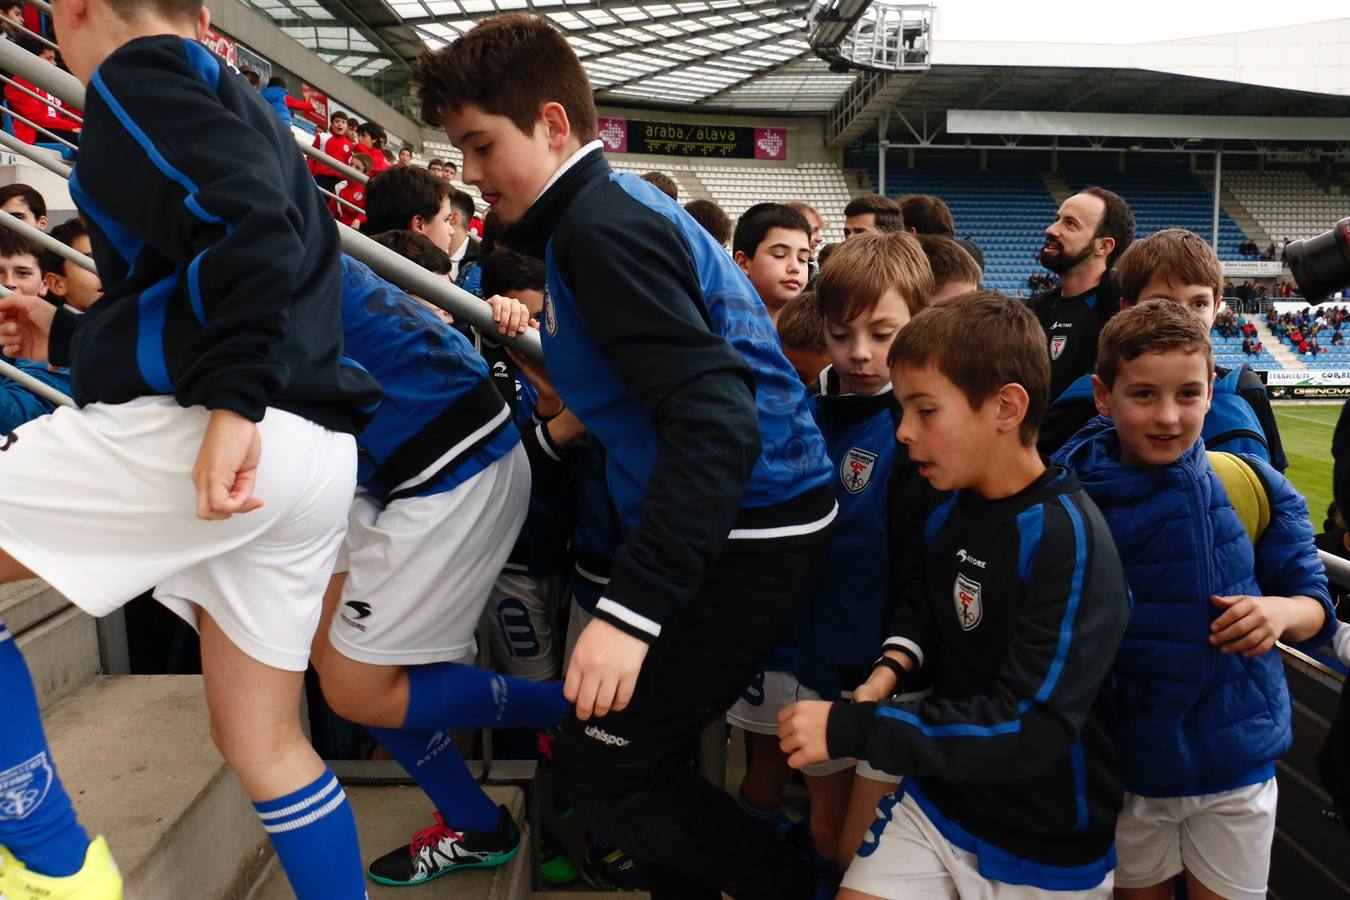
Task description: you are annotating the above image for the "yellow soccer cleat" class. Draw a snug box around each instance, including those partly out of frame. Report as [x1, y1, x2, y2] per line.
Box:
[0, 835, 122, 899]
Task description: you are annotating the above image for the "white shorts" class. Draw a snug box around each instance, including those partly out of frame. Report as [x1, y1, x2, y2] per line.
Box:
[842, 790, 1113, 900]
[330, 444, 530, 666]
[0, 398, 356, 671]
[1114, 779, 1277, 900]
[482, 570, 564, 681]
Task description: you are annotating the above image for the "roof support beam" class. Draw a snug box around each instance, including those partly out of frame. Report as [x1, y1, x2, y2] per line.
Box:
[398, 0, 797, 27]
[574, 6, 801, 57]
[690, 48, 812, 104]
[596, 26, 802, 92]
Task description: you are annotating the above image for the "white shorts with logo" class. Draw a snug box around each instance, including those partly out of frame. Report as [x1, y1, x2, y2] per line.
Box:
[842, 790, 1112, 899]
[330, 443, 530, 666]
[482, 569, 564, 681]
[725, 669, 901, 781]
[1113, 779, 1277, 900]
[0, 398, 356, 671]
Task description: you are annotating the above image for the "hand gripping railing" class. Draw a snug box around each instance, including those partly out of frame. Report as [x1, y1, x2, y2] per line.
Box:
[0, 34, 542, 359]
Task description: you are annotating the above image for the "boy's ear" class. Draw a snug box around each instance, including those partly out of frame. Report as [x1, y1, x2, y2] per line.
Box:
[197, 6, 211, 41]
[1119, 297, 1134, 311]
[1204, 370, 1216, 415]
[732, 249, 752, 274]
[994, 382, 1030, 437]
[44, 272, 65, 297]
[539, 101, 572, 151]
[1090, 373, 1112, 418]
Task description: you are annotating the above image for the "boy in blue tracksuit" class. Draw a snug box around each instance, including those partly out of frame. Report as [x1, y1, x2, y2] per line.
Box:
[781, 294, 1131, 899]
[1041, 229, 1287, 469]
[417, 15, 836, 898]
[1055, 300, 1333, 900]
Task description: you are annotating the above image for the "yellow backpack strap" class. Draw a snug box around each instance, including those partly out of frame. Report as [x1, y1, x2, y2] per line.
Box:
[1207, 450, 1273, 545]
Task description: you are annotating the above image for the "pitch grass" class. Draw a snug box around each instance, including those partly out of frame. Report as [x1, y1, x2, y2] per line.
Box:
[1272, 402, 1338, 529]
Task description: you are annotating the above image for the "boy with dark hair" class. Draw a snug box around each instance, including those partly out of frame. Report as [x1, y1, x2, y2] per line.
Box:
[899, 194, 983, 270]
[417, 13, 837, 897]
[917, 234, 981, 305]
[363, 164, 454, 254]
[1055, 301, 1332, 900]
[447, 187, 480, 282]
[6, 38, 82, 149]
[1042, 228, 1288, 469]
[427, 158, 445, 179]
[639, 170, 678, 201]
[41, 217, 103, 310]
[353, 120, 389, 174]
[0, 225, 73, 435]
[369, 228, 452, 276]
[0, 0, 384, 895]
[310, 111, 353, 196]
[397, 146, 413, 165]
[731, 201, 812, 320]
[334, 149, 370, 229]
[684, 197, 732, 247]
[843, 194, 903, 238]
[0, 184, 48, 231]
[776, 290, 829, 389]
[780, 293, 1131, 899]
[0, 228, 46, 298]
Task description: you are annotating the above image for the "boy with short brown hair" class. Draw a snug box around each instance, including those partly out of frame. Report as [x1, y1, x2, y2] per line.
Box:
[417, 14, 836, 898]
[776, 290, 829, 389]
[780, 293, 1131, 899]
[916, 234, 981, 305]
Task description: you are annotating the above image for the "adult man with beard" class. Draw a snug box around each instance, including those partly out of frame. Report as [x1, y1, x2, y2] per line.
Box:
[1027, 187, 1134, 453]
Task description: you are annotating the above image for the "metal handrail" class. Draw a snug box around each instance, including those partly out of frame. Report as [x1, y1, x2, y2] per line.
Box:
[0, 71, 81, 123]
[0, 208, 96, 273]
[296, 134, 369, 186]
[0, 283, 75, 408]
[0, 35, 543, 358]
[0, 128, 69, 177]
[2, 103, 76, 150]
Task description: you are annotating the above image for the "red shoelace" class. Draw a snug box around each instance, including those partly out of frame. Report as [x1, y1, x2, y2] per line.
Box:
[410, 812, 461, 856]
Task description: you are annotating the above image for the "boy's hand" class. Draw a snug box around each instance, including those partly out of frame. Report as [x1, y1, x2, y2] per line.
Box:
[193, 409, 264, 521]
[564, 618, 648, 721]
[1211, 594, 1292, 657]
[486, 295, 531, 337]
[0, 293, 55, 362]
[778, 700, 833, 769]
[505, 345, 563, 418]
[853, 667, 899, 703]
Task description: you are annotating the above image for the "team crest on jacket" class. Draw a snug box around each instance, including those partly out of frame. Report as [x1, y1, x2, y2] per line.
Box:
[542, 285, 558, 336]
[840, 447, 878, 494]
[1050, 335, 1068, 360]
[0, 753, 53, 821]
[953, 573, 983, 631]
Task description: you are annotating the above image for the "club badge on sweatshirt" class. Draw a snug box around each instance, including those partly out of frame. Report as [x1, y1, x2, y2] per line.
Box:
[841, 447, 878, 494]
[954, 573, 983, 631]
[1050, 335, 1068, 360]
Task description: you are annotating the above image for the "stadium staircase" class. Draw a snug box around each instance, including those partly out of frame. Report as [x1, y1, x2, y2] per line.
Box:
[1256, 320, 1305, 370]
[1040, 172, 1072, 206]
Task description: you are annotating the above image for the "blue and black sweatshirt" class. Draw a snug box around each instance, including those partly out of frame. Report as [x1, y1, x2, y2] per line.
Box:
[50, 36, 379, 433]
[827, 466, 1130, 889]
[504, 143, 835, 642]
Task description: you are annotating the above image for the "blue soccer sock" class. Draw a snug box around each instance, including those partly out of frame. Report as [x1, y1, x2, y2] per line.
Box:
[368, 726, 501, 833]
[0, 624, 90, 877]
[254, 770, 365, 899]
[402, 662, 569, 733]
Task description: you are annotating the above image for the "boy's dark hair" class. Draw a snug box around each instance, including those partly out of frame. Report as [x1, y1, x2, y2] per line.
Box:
[640, 171, 679, 200]
[0, 0, 20, 13]
[1080, 185, 1135, 268]
[363, 166, 451, 236]
[357, 121, 385, 143]
[776, 291, 826, 353]
[732, 202, 811, 258]
[449, 188, 476, 221]
[888, 292, 1049, 446]
[1096, 299, 1214, 390]
[0, 226, 41, 265]
[479, 249, 545, 298]
[817, 231, 933, 323]
[898, 194, 955, 236]
[368, 229, 452, 275]
[267, 75, 287, 89]
[241, 69, 260, 88]
[445, 161, 458, 171]
[843, 194, 904, 232]
[0, 184, 45, 221]
[816, 242, 838, 269]
[684, 199, 732, 246]
[414, 13, 598, 144]
[918, 235, 981, 290]
[480, 210, 503, 256]
[41, 217, 88, 276]
[1113, 228, 1222, 307]
[330, 112, 348, 125]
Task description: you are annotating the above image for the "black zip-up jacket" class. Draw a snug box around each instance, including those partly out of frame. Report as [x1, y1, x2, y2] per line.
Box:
[50, 36, 379, 433]
[827, 466, 1130, 883]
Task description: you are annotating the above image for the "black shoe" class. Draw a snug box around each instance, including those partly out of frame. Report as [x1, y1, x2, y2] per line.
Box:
[579, 839, 648, 892]
[367, 804, 520, 887]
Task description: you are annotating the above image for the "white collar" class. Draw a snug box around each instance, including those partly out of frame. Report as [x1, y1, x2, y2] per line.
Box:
[531, 140, 605, 207]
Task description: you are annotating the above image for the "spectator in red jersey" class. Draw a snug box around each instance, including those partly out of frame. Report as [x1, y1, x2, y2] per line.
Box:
[5, 37, 81, 148]
[310, 111, 353, 197]
[335, 152, 371, 230]
[352, 121, 389, 174]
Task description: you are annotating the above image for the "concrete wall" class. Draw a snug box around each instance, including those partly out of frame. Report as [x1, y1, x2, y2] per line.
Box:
[205, 0, 422, 147]
[0, 151, 75, 224]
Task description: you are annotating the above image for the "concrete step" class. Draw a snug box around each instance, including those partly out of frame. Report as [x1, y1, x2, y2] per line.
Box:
[45, 675, 271, 900]
[252, 784, 529, 900]
[2, 579, 101, 709]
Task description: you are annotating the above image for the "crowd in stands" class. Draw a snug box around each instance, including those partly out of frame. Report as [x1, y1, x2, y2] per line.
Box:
[0, 10, 1347, 900]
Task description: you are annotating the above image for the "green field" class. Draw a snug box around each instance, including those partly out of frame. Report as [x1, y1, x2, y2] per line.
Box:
[1273, 403, 1338, 528]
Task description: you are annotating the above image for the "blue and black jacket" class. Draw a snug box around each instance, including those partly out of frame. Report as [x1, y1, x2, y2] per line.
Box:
[51, 36, 379, 434]
[504, 143, 834, 642]
[793, 374, 935, 699]
[1042, 363, 1288, 468]
[0, 356, 70, 435]
[827, 466, 1131, 888]
[1056, 418, 1333, 797]
[339, 257, 518, 502]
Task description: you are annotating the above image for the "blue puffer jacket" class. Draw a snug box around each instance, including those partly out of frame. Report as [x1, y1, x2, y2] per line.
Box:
[1055, 417, 1333, 797]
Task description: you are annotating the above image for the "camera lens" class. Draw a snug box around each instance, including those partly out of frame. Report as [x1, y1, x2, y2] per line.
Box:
[1286, 217, 1350, 302]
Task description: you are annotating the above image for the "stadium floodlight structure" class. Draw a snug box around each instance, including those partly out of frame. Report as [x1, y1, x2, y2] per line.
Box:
[808, 0, 934, 73]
